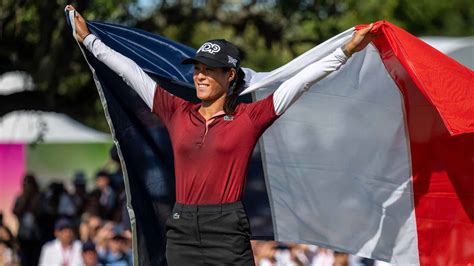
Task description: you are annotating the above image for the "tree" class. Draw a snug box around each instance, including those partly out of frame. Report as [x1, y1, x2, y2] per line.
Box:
[0, 0, 136, 130]
[1, 0, 472, 131]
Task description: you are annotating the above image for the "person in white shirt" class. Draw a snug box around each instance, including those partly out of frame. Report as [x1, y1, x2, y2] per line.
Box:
[39, 218, 83, 266]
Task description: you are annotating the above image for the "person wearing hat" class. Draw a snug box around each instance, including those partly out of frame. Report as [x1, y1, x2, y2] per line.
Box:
[38, 218, 83, 265]
[86, 171, 116, 220]
[98, 226, 131, 266]
[81, 240, 101, 266]
[66, 5, 376, 265]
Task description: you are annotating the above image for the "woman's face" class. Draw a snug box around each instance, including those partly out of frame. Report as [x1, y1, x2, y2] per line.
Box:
[193, 63, 235, 102]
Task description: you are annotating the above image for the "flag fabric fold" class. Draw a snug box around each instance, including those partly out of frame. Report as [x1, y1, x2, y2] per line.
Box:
[67, 11, 474, 265]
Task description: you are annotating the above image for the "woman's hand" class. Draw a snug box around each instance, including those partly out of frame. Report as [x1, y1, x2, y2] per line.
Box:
[343, 23, 378, 56]
[65, 5, 90, 43]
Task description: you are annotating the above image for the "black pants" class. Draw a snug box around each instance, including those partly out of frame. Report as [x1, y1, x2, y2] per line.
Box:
[165, 201, 255, 266]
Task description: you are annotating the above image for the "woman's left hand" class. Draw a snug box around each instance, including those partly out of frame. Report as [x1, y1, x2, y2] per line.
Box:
[344, 23, 378, 56]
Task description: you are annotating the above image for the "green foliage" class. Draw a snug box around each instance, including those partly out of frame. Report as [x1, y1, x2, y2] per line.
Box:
[0, 0, 136, 131]
[1, 0, 472, 131]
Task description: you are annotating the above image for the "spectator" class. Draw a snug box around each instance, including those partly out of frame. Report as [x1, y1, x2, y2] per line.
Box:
[106, 146, 124, 191]
[271, 242, 302, 266]
[95, 221, 115, 256]
[253, 241, 277, 265]
[82, 240, 103, 266]
[0, 212, 18, 254]
[42, 182, 69, 241]
[99, 226, 130, 266]
[38, 218, 83, 265]
[79, 213, 103, 242]
[13, 174, 43, 266]
[71, 171, 89, 220]
[0, 239, 16, 266]
[86, 171, 116, 220]
[333, 251, 350, 266]
[0, 221, 18, 264]
[290, 244, 318, 265]
[311, 247, 334, 266]
[57, 182, 79, 219]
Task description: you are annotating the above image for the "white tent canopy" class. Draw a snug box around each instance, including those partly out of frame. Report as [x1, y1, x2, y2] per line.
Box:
[0, 111, 111, 143]
[421, 36, 474, 69]
[0, 71, 34, 95]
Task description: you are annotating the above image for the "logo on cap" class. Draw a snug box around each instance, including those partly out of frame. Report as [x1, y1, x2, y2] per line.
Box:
[197, 42, 221, 54]
[227, 55, 238, 67]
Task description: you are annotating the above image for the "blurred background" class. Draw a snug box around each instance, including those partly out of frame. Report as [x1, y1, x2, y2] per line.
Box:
[0, 0, 472, 265]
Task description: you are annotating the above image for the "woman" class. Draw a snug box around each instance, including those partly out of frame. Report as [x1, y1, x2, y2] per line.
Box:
[66, 5, 376, 265]
[13, 174, 43, 266]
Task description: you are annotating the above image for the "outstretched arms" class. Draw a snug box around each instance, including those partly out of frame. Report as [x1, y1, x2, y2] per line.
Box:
[66, 5, 156, 109]
[273, 24, 377, 115]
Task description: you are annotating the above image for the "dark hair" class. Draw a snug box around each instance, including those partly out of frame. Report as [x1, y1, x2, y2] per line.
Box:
[95, 170, 109, 179]
[23, 173, 39, 193]
[224, 67, 246, 114]
[82, 240, 97, 253]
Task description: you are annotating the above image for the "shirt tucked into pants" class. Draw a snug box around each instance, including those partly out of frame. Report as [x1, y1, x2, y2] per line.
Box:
[166, 201, 254, 266]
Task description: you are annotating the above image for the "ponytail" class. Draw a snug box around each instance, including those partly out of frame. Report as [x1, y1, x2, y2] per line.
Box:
[224, 68, 246, 114]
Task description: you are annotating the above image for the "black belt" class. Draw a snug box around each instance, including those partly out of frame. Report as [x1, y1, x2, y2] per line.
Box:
[173, 201, 243, 213]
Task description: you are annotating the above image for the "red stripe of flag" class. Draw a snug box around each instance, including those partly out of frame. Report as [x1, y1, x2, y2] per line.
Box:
[368, 21, 474, 265]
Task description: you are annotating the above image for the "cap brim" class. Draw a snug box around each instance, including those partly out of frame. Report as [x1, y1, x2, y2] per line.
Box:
[111, 235, 127, 241]
[181, 56, 229, 68]
[56, 225, 74, 230]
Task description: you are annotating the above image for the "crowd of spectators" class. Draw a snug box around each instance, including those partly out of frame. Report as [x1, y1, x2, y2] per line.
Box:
[1, 147, 132, 266]
[251, 241, 393, 266]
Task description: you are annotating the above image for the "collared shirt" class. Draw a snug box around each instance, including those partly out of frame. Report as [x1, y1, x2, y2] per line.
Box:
[153, 85, 279, 204]
[38, 239, 83, 266]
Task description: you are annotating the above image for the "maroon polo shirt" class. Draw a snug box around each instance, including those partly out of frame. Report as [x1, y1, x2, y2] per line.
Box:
[152, 85, 279, 204]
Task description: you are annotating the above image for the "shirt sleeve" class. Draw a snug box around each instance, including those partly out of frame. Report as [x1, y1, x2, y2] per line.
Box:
[245, 93, 280, 134]
[273, 47, 349, 115]
[83, 34, 157, 109]
[152, 83, 189, 126]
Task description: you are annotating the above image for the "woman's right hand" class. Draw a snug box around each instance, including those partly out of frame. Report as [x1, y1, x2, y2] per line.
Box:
[65, 5, 90, 43]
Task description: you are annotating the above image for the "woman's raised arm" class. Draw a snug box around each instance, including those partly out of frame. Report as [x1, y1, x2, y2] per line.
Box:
[66, 5, 156, 109]
[273, 23, 377, 115]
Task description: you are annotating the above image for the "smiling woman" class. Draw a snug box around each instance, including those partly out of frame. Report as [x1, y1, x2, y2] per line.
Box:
[65, 4, 376, 265]
[192, 64, 234, 111]
[184, 39, 241, 117]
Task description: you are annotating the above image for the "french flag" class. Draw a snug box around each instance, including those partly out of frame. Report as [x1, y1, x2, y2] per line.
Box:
[67, 11, 474, 265]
